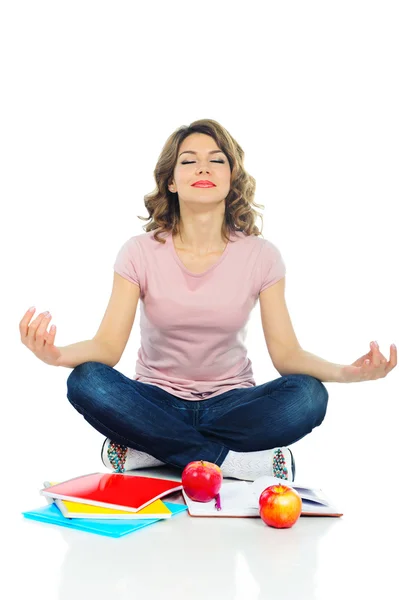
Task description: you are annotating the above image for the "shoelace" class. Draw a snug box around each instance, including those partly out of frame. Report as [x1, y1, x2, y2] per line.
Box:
[107, 441, 128, 473]
[272, 448, 289, 479]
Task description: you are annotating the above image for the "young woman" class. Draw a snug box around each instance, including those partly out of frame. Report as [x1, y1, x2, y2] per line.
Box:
[20, 119, 396, 481]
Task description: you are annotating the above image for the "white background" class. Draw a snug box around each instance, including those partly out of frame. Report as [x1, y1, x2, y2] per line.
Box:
[2, 2, 398, 599]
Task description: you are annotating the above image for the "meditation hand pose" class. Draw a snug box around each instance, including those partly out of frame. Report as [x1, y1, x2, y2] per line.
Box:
[19, 119, 397, 482]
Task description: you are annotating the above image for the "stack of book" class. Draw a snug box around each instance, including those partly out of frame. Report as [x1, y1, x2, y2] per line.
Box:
[22, 472, 188, 538]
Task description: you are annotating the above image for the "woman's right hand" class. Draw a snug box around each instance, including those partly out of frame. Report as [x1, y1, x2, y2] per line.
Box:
[19, 308, 63, 366]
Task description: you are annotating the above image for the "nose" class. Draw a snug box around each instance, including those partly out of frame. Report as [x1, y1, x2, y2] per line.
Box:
[196, 165, 210, 174]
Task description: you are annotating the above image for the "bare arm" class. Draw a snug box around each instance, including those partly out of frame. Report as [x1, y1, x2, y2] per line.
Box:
[275, 348, 344, 383]
[57, 339, 119, 369]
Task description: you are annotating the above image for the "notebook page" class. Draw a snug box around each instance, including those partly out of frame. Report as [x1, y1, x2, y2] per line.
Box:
[251, 476, 330, 507]
[182, 482, 342, 517]
[182, 481, 259, 516]
[301, 499, 342, 515]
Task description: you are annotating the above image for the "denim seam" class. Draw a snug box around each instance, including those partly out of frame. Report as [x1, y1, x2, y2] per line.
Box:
[70, 401, 196, 470]
[213, 444, 229, 466]
[200, 375, 294, 419]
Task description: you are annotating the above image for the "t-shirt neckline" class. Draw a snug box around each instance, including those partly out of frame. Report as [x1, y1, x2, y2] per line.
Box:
[168, 231, 233, 277]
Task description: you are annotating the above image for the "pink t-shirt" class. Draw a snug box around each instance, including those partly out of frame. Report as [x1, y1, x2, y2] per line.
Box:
[113, 228, 286, 401]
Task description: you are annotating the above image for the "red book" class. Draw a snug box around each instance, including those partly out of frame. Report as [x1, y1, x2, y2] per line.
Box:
[40, 472, 182, 513]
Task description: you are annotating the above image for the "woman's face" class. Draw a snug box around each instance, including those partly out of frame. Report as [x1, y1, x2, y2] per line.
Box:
[169, 133, 231, 202]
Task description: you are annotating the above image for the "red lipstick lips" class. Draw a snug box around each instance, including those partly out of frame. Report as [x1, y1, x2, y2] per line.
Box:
[191, 180, 216, 187]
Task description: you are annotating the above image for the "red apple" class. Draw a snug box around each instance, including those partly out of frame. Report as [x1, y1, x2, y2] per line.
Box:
[259, 484, 302, 529]
[182, 460, 223, 503]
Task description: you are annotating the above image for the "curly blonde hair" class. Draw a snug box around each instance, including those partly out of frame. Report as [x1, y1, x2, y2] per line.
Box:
[137, 118, 265, 245]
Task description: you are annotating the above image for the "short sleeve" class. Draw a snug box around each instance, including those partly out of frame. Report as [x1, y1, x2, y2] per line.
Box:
[113, 238, 140, 287]
[259, 239, 286, 294]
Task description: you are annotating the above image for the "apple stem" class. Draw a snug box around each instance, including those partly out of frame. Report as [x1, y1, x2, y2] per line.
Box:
[215, 493, 222, 511]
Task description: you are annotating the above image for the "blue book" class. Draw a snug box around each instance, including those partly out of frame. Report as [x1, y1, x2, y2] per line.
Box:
[22, 501, 187, 538]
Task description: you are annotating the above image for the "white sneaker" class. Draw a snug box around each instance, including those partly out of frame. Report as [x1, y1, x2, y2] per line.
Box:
[101, 438, 165, 473]
[221, 447, 296, 481]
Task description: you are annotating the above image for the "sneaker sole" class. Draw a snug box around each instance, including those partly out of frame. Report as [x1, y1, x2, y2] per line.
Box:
[288, 448, 296, 481]
[101, 437, 109, 468]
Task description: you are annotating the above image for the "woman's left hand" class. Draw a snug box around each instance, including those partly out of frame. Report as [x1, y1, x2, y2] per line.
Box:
[340, 341, 397, 383]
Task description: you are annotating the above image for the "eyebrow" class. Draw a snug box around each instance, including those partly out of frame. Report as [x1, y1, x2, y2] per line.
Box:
[178, 150, 225, 157]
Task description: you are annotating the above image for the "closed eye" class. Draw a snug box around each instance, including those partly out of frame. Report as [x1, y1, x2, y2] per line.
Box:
[181, 160, 225, 165]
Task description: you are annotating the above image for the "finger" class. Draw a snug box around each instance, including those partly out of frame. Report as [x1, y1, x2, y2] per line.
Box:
[27, 312, 48, 341]
[370, 342, 389, 366]
[386, 344, 397, 374]
[34, 313, 52, 345]
[37, 312, 52, 334]
[45, 324, 56, 345]
[366, 354, 386, 380]
[19, 307, 36, 337]
[353, 350, 373, 368]
[374, 343, 393, 375]
[370, 343, 381, 367]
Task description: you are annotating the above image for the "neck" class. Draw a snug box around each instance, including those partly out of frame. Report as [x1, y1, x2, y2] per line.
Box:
[175, 224, 227, 255]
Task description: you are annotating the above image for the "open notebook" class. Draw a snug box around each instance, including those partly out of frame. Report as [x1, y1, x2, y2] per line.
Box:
[182, 475, 343, 517]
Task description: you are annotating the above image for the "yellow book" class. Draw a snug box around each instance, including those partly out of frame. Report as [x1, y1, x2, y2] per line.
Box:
[44, 482, 172, 519]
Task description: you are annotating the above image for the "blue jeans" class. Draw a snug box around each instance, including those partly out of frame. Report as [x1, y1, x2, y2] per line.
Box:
[66, 362, 329, 470]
